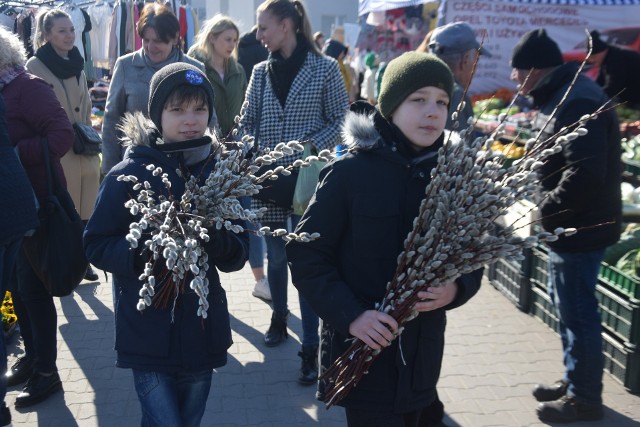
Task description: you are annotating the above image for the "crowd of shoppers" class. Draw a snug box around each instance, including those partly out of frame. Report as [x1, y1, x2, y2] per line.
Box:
[0, 0, 632, 424]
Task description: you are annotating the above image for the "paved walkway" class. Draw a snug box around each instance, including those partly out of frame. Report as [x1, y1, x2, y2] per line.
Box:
[5, 265, 640, 426]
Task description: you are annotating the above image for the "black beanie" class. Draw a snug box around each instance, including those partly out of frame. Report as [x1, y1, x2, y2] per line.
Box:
[510, 29, 563, 70]
[590, 30, 608, 54]
[148, 62, 215, 130]
[377, 52, 454, 119]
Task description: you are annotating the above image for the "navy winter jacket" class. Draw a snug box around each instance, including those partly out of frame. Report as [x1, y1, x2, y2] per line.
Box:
[84, 114, 248, 373]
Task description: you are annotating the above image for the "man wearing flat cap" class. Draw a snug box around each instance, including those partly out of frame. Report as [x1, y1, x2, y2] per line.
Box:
[588, 30, 640, 108]
[511, 28, 621, 423]
[429, 21, 491, 129]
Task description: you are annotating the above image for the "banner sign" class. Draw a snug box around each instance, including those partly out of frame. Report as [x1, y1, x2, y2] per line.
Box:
[359, 0, 437, 16]
[440, 0, 640, 94]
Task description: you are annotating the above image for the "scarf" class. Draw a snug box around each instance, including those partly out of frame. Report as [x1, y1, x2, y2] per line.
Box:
[0, 64, 25, 92]
[268, 33, 309, 107]
[35, 43, 84, 82]
[153, 135, 213, 167]
[143, 48, 181, 73]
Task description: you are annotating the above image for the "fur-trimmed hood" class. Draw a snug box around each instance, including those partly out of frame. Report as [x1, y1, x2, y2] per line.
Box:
[341, 109, 461, 151]
[117, 111, 219, 149]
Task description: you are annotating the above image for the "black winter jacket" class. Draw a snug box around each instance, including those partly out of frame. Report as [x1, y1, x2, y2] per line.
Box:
[596, 44, 640, 107]
[287, 108, 482, 413]
[529, 62, 622, 252]
[84, 113, 248, 373]
[237, 28, 268, 81]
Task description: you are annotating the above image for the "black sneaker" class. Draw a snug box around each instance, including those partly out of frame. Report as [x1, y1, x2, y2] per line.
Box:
[537, 396, 604, 422]
[14, 372, 62, 408]
[5, 356, 34, 387]
[533, 379, 568, 402]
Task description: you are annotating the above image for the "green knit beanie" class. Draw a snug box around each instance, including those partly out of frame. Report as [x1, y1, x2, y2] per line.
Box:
[377, 52, 454, 119]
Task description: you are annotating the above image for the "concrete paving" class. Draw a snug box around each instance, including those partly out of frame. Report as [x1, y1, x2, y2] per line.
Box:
[5, 265, 640, 426]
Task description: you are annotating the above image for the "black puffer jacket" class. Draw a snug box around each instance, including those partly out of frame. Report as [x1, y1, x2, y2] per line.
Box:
[287, 106, 482, 413]
[529, 62, 622, 252]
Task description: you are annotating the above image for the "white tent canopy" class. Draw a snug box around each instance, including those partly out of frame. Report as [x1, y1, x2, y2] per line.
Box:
[358, 0, 438, 16]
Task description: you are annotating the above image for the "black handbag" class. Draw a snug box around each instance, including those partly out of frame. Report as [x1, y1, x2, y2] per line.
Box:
[73, 123, 102, 155]
[58, 81, 102, 155]
[22, 139, 89, 297]
[250, 70, 298, 209]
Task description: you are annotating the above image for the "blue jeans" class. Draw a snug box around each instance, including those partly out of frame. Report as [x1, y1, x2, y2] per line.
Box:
[12, 246, 58, 373]
[547, 248, 604, 404]
[239, 197, 265, 269]
[132, 369, 212, 427]
[0, 238, 22, 403]
[263, 216, 319, 347]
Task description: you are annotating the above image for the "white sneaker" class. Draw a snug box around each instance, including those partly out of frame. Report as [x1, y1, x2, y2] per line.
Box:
[252, 277, 272, 301]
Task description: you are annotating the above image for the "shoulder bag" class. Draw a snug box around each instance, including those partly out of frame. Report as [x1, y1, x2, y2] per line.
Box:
[251, 69, 299, 210]
[59, 79, 102, 155]
[22, 139, 89, 296]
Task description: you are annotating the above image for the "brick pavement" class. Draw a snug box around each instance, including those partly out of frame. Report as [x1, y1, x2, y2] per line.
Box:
[5, 265, 640, 426]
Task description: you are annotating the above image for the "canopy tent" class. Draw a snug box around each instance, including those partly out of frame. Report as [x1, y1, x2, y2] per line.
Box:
[358, 0, 438, 16]
[438, 0, 640, 94]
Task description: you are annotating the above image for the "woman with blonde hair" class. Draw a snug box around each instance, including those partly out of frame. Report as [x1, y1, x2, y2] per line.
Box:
[0, 25, 74, 409]
[26, 8, 100, 282]
[188, 14, 247, 138]
[239, 0, 348, 385]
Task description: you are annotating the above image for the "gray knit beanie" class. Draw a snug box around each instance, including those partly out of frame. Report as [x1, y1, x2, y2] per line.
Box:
[377, 52, 454, 119]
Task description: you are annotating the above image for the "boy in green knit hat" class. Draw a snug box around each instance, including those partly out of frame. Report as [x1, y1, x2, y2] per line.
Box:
[287, 52, 482, 426]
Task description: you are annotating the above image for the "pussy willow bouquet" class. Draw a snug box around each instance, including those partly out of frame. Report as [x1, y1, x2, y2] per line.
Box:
[320, 91, 615, 407]
[119, 138, 331, 320]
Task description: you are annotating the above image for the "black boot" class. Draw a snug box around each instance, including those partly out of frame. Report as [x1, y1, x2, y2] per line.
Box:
[264, 311, 288, 347]
[298, 344, 318, 385]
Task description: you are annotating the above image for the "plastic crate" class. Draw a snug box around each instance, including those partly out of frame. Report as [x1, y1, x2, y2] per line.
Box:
[598, 262, 640, 301]
[602, 332, 640, 393]
[531, 286, 640, 393]
[529, 284, 559, 333]
[596, 283, 640, 345]
[530, 245, 549, 289]
[487, 254, 531, 312]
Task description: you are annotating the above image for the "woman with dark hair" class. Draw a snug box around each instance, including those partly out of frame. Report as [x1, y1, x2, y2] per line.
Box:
[26, 8, 100, 282]
[0, 25, 74, 408]
[101, 2, 213, 175]
[239, 0, 348, 385]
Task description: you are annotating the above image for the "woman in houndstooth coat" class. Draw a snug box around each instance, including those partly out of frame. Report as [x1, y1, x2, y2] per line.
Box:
[239, 0, 348, 385]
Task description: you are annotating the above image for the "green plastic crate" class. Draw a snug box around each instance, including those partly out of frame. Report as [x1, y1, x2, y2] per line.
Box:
[596, 283, 640, 346]
[599, 262, 640, 301]
[602, 332, 640, 393]
[487, 253, 532, 313]
[530, 246, 549, 288]
[529, 284, 559, 333]
[530, 247, 640, 345]
[531, 285, 640, 393]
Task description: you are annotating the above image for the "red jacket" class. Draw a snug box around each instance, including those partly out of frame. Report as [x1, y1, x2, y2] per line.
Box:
[2, 71, 73, 198]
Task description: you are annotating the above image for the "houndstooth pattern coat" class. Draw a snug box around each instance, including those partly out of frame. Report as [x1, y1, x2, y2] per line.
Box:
[240, 52, 348, 223]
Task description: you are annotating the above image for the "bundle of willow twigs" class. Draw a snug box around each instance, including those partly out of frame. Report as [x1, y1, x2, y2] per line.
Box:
[320, 101, 611, 407]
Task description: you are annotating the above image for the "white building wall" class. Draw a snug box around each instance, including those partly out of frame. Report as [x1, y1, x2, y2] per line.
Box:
[193, 0, 358, 38]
